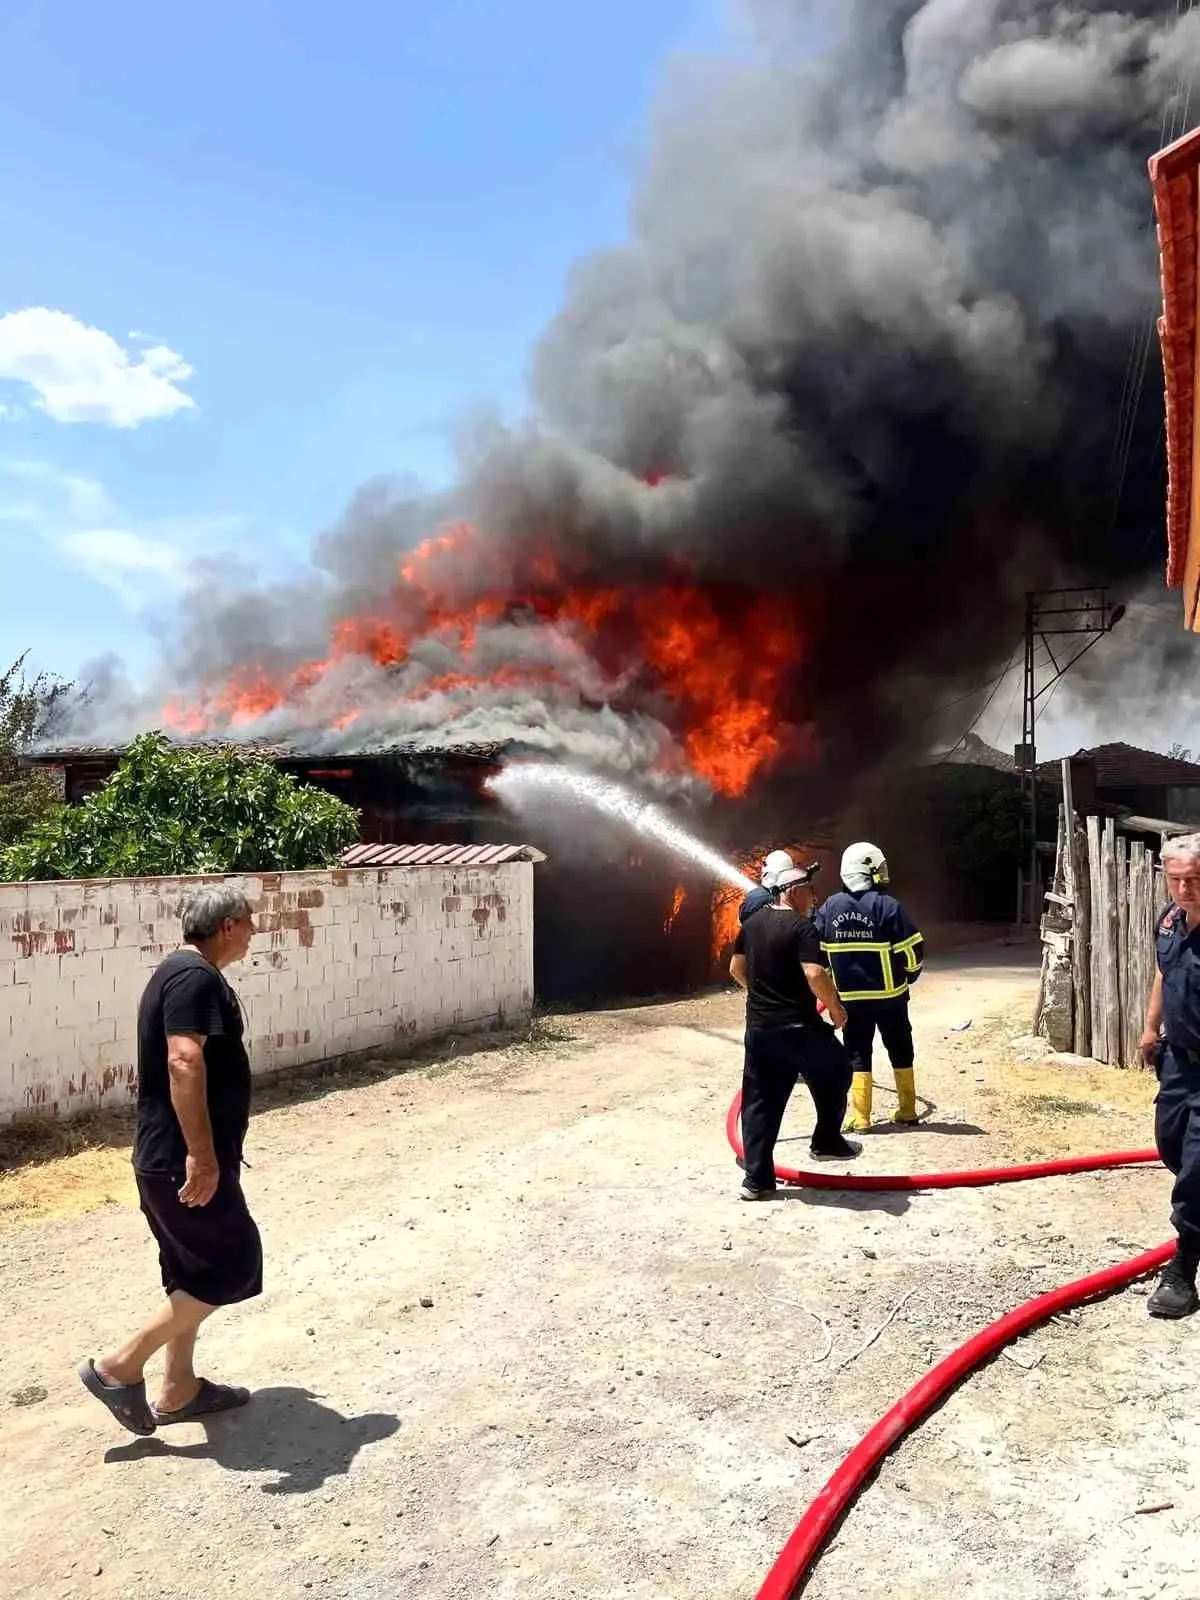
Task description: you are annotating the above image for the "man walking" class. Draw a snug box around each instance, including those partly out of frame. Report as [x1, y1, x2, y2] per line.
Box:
[1140, 834, 1200, 1319]
[814, 842, 925, 1133]
[79, 885, 262, 1434]
[730, 853, 860, 1200]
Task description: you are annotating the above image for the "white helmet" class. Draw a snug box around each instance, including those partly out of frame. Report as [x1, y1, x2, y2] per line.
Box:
[763, 848, 819, 892]
[841, 841, 888, 892]
[761, 849, 795, 890]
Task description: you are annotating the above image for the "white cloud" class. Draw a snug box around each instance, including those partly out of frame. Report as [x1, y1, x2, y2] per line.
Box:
[0, 458, 237, 609]
[57, 527, 192, 607]
[2, 458, 110, 520]
[0, 308, 195, 427]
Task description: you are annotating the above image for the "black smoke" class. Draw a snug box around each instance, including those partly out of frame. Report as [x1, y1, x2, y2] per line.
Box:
[54, 0, 1200, 810]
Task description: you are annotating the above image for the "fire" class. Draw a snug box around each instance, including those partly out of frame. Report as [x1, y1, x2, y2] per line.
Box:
[712, 862, 758, 966]
[164, 523, 805, 797]
[710, 843, 818, 966]
[663, 885, 687, 935]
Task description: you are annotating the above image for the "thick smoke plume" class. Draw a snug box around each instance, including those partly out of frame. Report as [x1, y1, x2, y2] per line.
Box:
[52, 0, 1200, 806]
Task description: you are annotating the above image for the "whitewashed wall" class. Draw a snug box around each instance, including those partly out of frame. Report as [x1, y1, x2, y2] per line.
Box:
[0, 862, 534, 1125]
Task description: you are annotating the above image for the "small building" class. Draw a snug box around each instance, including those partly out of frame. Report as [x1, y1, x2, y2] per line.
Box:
[25, 740, 718, 1005]
[1038, 742, 1200, 829]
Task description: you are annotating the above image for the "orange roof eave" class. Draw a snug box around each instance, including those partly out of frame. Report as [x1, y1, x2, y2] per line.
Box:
[1150, 125, 1200, 631]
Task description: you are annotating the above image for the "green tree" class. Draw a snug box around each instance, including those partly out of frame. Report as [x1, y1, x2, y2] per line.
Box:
[0, 654, 70, 849]
[1, 731, 359, 882]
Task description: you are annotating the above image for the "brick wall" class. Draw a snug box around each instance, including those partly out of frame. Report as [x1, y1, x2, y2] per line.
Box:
[0, 862, 534, 1125]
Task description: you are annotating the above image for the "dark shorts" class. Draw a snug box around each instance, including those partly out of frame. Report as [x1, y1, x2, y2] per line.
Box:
[135, 1168, 263, 1308]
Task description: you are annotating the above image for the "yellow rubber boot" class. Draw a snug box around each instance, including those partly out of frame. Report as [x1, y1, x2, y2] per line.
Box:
[892, 1067, 919, 1124]
[845, 1071, 873, 1133]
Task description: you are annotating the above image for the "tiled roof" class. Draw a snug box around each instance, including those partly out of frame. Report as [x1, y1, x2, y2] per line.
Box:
[1150, 127, 1200, 625]
[1039, 741, 1200, 789]
[341, 842, 546, 868]
[27, 738, 509, 763]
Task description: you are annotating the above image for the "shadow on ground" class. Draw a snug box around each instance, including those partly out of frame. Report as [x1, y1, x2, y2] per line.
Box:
[103, 1386, 400, 1493]
[777, 1185, 913, 1217]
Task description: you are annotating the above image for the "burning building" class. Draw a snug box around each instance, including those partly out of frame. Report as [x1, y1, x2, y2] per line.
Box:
[26, 736, 737, 1004]
[29, 2, 1200, 972]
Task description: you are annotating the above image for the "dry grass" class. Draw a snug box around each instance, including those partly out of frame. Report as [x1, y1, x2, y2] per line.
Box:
[1011, 1092, 1110, 1119]
[0, 1106, 134, 1169]
[0, 1108, 136, 1228]
[0, 1020, 551, 1228]
[0, 1153, 136, 1229]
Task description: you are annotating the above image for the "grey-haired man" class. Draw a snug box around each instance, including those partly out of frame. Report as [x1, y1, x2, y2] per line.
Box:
[730, 854, 860, 1199]
[79, 885, 262, 1435]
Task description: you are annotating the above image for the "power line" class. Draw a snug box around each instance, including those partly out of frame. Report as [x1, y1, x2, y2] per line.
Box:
[922, 660, 1016, 724]
[937, 647, 1021, 759]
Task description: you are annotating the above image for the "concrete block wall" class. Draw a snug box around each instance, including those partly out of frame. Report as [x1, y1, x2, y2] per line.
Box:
[0, 862, 534, 1125]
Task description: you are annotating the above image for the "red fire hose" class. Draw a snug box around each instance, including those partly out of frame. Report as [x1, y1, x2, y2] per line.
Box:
[725, 1089, 1168, 1600]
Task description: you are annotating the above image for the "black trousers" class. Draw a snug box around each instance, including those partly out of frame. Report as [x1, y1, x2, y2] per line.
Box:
[842, 998, 915, 1075]
[136, 1168, 264, 1308]
[741, 1024, 853, 1190]
[1156, 1045, 1200, 1247]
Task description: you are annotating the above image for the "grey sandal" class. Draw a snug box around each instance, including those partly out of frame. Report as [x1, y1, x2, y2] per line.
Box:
[78, 1358, 156, 1436]
[151, 1378, 250, 1424]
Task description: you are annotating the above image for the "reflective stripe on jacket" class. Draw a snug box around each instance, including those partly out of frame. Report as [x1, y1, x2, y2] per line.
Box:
[813, 889, 925, 1002]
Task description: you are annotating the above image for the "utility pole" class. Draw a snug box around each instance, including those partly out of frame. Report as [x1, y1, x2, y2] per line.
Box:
[1015, 588, 1124, 924]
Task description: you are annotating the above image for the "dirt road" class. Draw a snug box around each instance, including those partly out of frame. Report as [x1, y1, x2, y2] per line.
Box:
[2, 945, 1197, 1599]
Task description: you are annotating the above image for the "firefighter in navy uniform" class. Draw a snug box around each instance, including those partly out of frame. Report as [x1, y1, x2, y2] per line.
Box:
[814, 842, 925, 1132]
[1140, 834, 1200, 1319]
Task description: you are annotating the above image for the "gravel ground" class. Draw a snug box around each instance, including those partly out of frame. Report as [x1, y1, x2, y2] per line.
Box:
[2, 943, 1197, 1599]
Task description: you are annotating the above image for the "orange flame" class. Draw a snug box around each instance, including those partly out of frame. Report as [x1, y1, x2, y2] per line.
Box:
[663, 885, 687, 935]
[164, 523, 805, 797]
[710, 843, 819, 967]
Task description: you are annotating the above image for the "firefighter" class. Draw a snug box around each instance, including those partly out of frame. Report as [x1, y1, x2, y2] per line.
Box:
[738, 849, 796, 926]
[813, 842, 924, 1132]
[1139, 833, 1200, 1319]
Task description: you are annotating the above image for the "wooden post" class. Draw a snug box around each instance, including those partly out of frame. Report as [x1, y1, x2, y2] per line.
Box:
[1102, 818, 1120, 1065]
[1074, 814, 1092, 1058]
[1087, 815, 1106, 1062]
[1058, 762, 1082, 1057]
[1128, 842, 1158, 1069]
[1117, 831, 1129, 1066]
[1033, 804, 1064, 1035]
[1034, 804, 1075, 1048]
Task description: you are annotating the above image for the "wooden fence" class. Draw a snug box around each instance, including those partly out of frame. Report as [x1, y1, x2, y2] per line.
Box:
[1035, 772, 1162, 1067]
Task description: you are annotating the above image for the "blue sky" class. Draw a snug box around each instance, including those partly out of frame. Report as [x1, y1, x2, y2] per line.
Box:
[0, 0, 731, 685]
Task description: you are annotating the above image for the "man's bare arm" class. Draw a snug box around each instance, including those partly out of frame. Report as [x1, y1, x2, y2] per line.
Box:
[730, 954, 748, 991]
[802, 962, 847, 1029]
[167, 1032, 219, 1206]
[1140, 970, 1164, 1065]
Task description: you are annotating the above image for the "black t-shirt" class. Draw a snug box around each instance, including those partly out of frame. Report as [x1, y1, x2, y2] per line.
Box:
[733, 907, 824, 1031]
[132, 950, 251, 1174]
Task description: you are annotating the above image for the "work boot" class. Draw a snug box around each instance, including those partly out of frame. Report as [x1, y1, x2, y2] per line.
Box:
[892, 1068, 920, 1125]
[809, 1137, 863, 1162]
[1148, 1242, 1200, 1320]
[845, 1071, 873, 1133]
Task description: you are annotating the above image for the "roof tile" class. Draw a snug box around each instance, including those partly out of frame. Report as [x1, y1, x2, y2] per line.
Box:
[340, 842, 546, 868]
[1039, 741, 1200, 789]
[1150, 129, 1200, 612]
